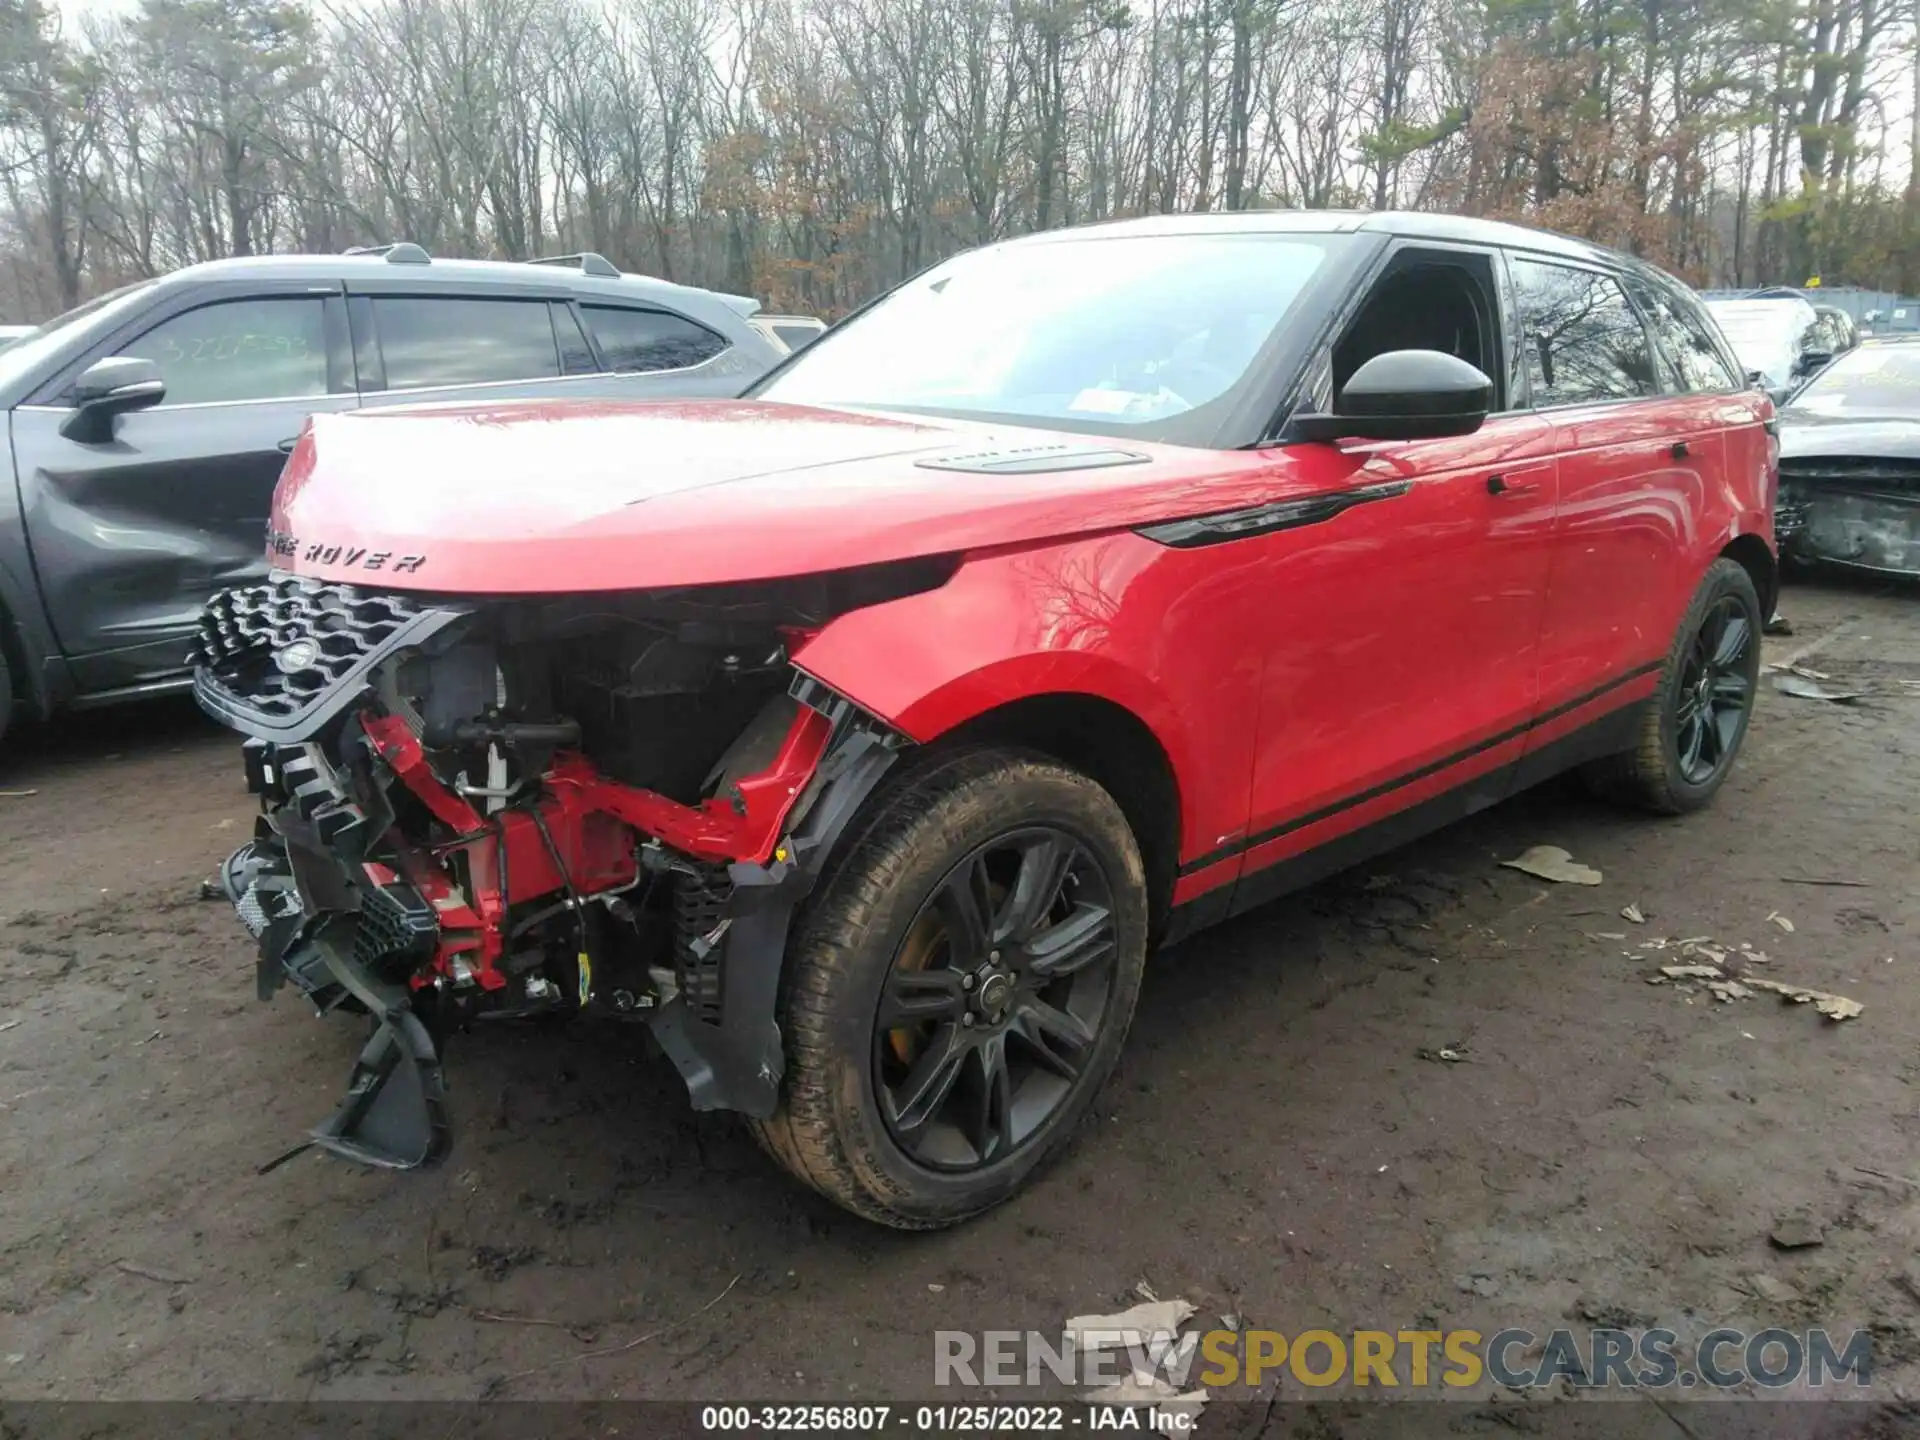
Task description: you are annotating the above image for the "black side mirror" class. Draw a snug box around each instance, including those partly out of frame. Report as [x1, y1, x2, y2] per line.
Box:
[61, 356, 165, 443]
[1295, 349, 1493, 443]
[1798, 350, 1833, 375]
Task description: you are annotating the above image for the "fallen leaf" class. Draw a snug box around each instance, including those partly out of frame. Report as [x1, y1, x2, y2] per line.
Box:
[1500, 845, 1603, 885]
[1621, 903, 1645, 924]
[1064, 1300, 1196, 1353]
[1772, 673, 1863, 703]
[1658, 964, 1724, 981]
[1592, 931, 1627, 940]
[1083, 1373, 1209, 1411]
[1767, 912, 1796, 933]
[1769, 1211, 1825, 1250]
[1746, 979, 1861, 1021]
[1679, 940, 1729, 964]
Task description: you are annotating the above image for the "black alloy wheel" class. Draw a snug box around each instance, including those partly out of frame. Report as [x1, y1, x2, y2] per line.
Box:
[1580, 556, 1764, 815]
[874, 827, 1117, 1171]
[749, 747, 1148, 1228]
[1673, 593, 1755, 786]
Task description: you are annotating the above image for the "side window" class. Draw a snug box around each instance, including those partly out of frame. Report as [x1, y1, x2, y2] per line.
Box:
[118, 297, 328, 406]
[1624, 278, 1740, 392]
[371, 297, 560, 390]
[1330, 254, 1502, 407]
[554, 305, 597, 375]
[1510, 259, 1658, 406]
[582, 305, 727, 373]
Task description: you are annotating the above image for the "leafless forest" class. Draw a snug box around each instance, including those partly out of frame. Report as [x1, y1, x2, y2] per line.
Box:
[0, 0, 1916, 322]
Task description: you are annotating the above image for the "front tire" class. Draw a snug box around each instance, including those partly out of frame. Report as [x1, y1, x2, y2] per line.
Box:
[1583, 557, 1762, 814]
[750, 748, 1149, 1229]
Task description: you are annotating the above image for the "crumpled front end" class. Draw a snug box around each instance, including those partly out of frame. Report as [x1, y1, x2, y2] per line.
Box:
[193, 570, 915, 1171]
[1777, 457, 1920, 575]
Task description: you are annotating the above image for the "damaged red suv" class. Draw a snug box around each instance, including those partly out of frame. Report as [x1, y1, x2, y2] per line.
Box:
[195, 213, 1775, 1227]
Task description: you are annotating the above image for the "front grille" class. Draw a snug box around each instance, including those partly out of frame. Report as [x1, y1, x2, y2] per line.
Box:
[1779, 456, 1920, 492]
[193, 574, 465, 741]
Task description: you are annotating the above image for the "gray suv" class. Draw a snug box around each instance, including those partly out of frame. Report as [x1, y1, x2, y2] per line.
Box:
[0, 246, 784, 749]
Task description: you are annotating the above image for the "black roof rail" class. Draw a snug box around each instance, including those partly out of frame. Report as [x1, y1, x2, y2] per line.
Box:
[530, 251, 621, 279]
[345, 242, 432, 265]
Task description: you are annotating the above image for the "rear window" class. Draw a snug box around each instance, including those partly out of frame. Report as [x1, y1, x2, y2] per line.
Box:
[1626, 279, 1740, 393]
[582, 306, 727, 372]
[1511, 259, 1657, 405]
[372, 297, 560, 389]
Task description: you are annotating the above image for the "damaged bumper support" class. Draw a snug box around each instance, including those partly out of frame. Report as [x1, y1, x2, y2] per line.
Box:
[1778, 473, 1920, 575]
[214, 664, 898, 1171]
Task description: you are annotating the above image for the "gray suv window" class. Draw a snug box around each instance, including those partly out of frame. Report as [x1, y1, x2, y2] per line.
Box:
[1511, 258, 1657, 406]
[583, 304, 726, 373]
[121, 297, 328, 406]
[373, 297, 560, 389]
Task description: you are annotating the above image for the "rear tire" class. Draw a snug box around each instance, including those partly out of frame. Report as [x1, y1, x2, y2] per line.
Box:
[1582, 557, 1761, 814]
[749, 748, 1149, 1229]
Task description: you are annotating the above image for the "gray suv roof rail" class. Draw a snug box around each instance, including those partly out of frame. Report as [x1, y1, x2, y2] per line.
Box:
[345, 242, 432, 265]
[530, 251, 621, 279]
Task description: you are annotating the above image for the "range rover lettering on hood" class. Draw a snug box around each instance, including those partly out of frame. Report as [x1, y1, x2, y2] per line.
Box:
[268, 529, 427, 573]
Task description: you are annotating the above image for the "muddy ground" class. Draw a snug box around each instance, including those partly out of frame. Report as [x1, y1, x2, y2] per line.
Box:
[1, 577, 1918, 1420]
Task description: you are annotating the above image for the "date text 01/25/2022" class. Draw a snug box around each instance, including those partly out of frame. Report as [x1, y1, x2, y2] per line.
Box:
[697, 1405, 1191, 1433]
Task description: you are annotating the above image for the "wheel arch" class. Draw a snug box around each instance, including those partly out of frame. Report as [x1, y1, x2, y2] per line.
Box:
[908, 690, 1183, 943]
[1719, 531, 1777, 620]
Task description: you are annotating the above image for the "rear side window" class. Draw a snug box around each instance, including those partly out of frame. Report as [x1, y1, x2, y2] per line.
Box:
[119, 297, 328, 406]
[583, 305, 727, 372]
[772, 321, 824, 352]
[371, 297, 560, 389]
[1511, 258, 1657, 406]
[1625, 278, 1741, 392]
[554, 305, 597, 375]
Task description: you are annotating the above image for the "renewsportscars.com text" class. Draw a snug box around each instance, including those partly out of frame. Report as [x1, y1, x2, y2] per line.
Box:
[935, 1326, 1873, 1390]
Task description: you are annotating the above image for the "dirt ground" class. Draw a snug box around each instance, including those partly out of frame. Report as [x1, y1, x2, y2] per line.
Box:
[2, 577, 1918, 1417]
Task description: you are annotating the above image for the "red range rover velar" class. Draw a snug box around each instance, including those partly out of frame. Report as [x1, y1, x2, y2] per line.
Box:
[193, 212, 1775, 1228]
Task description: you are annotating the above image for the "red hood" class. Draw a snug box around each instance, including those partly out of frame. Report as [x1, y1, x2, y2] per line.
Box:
[271, 398, 1288, 592]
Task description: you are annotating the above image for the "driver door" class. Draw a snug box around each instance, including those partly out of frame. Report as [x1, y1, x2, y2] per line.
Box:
[1228, 243, 1559, 913]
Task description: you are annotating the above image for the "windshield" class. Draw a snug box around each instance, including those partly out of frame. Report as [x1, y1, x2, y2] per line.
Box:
[0, 280, 159, 395]
[1784, 344, 1920, 419]
[1706, 300, 1813, 389]
[758, 233, 1343, 441]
